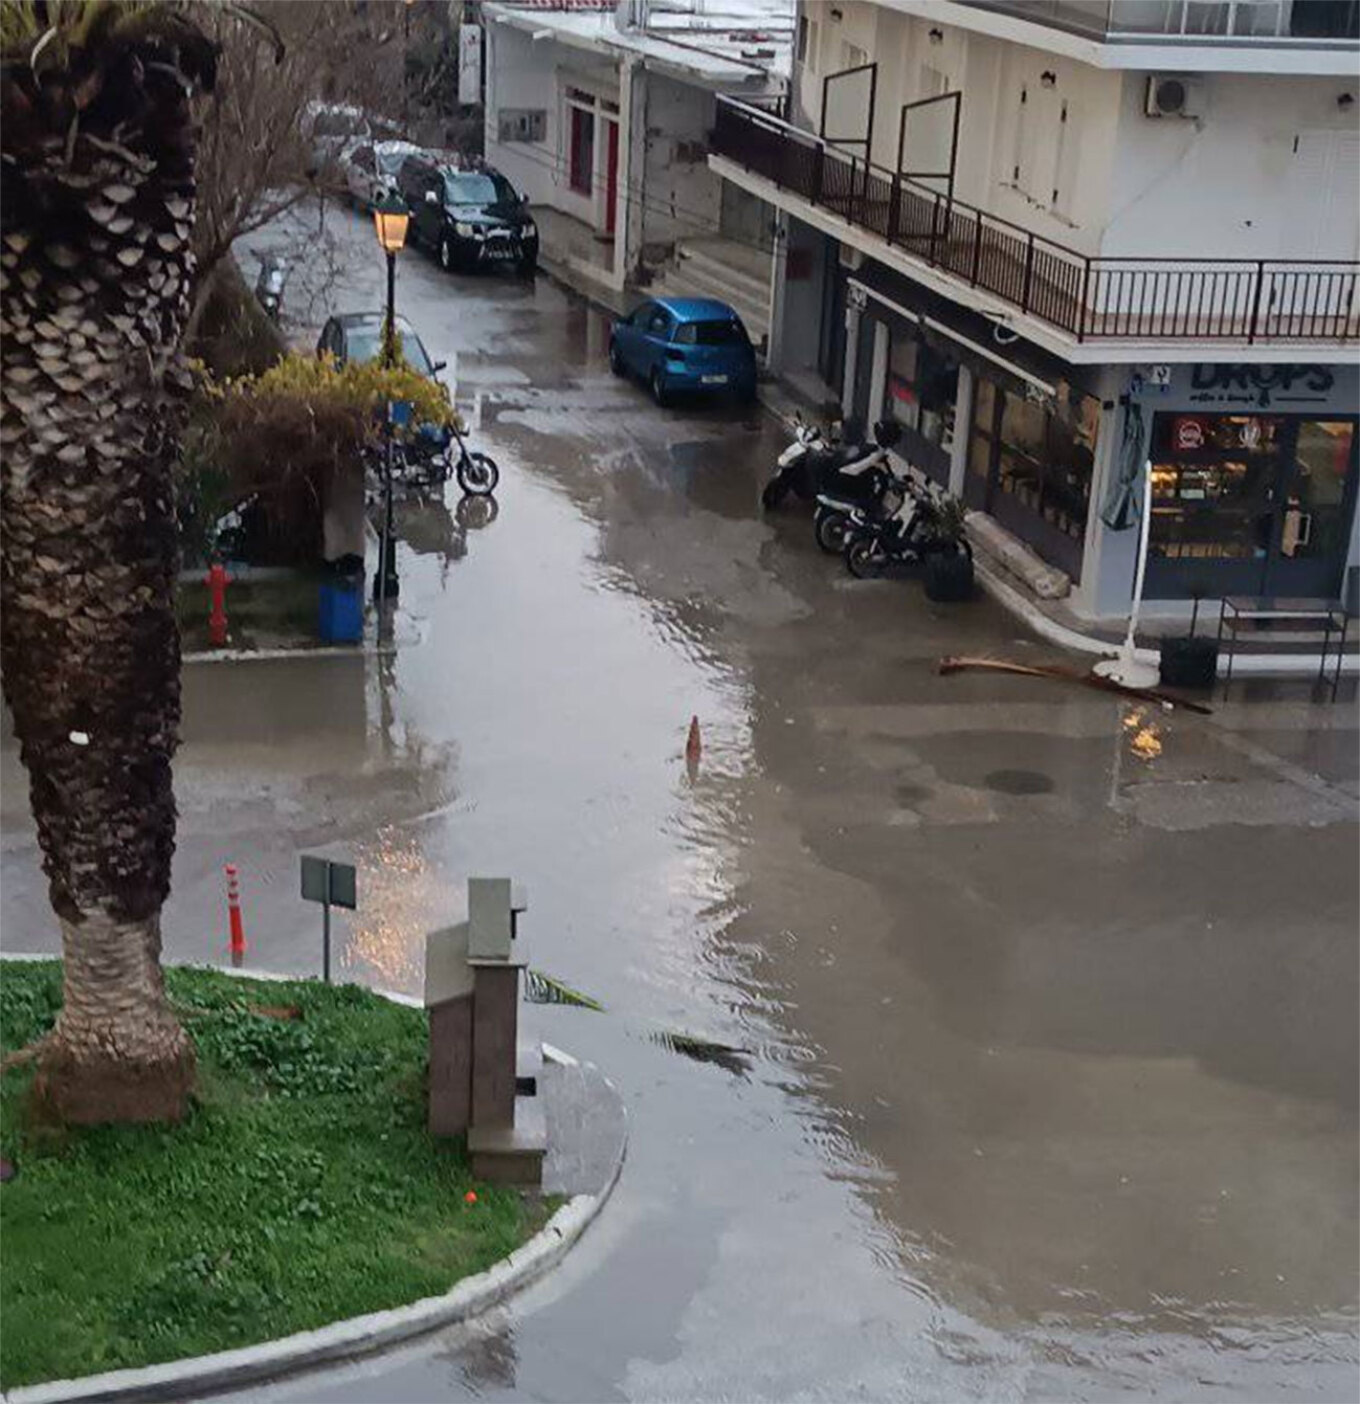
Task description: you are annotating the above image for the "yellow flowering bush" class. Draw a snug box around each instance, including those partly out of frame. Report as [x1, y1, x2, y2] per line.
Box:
[181, 352, 460, 565]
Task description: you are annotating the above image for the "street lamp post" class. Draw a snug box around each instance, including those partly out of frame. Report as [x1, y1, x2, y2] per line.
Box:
[372, 194, 410, 626]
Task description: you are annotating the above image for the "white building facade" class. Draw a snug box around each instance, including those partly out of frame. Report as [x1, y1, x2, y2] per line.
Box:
[483, 0, 794, 342]
[712, 0, 1360, 621]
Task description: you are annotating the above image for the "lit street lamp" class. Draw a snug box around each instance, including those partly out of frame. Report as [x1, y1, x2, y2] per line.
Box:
[372, 194, 410, 618]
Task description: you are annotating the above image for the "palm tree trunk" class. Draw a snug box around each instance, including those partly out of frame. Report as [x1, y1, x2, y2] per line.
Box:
[1, 9, 218, 1122]
[36, 914, 194, 1124]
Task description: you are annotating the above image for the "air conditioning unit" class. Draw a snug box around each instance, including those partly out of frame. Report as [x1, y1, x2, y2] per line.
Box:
[839, 244, 864, 271]
[1145, 74, 1203, 119]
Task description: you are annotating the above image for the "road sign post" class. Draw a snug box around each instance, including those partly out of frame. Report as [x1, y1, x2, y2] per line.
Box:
[301, 855, 357, 983]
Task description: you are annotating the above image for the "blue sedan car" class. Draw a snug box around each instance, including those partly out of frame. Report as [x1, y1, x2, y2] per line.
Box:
[609, 297, 756, 406]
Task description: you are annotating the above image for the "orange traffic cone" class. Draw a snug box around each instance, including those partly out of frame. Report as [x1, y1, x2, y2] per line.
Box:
[685, 715, 701, 764]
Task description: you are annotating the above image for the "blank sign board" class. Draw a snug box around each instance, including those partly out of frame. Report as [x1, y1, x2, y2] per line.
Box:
[301, 855, 357, 910]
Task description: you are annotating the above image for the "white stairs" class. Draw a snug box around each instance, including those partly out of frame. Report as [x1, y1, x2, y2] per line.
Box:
[648, 236, 773, 350]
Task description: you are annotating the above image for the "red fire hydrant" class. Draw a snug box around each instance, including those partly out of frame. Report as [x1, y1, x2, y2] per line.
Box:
[205, 561, 229, 647]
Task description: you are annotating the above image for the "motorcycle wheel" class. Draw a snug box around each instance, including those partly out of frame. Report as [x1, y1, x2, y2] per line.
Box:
[846, 536, 885, 580]
[814, 508, 849, 555]
[457, 451, 499, 496]
[761, 477, 788, 510]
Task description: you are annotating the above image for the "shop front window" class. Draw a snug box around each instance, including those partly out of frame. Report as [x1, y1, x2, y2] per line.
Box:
[885, 333, 958, 453]
[995, 385, 1098, 545]
[1148, 414, 1283, 563]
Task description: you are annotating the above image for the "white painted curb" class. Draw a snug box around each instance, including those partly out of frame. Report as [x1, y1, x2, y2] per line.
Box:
[975, 561, 1359, 679]
[0, 959, 627, 1404]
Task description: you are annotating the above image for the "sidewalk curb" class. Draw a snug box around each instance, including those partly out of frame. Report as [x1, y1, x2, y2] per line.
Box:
[183, 643, 398, 664]
[0, 959, 627, 1404]
[975, 560, 1359, 679]
[536, 255, 629, 319]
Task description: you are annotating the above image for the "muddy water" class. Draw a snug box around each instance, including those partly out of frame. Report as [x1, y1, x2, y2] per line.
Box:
[4, 205, 1357, 1400]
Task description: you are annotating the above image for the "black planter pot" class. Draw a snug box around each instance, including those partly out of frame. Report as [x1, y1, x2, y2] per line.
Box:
[924, 549, 975, 603]
[1160, 635, 1218, 689]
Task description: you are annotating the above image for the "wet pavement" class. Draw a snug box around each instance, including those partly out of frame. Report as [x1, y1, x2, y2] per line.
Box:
[3, 202, 1358, 1401]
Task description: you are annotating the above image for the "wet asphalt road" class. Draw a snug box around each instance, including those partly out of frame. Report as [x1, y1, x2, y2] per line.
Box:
[3, 202, 1358, 1401]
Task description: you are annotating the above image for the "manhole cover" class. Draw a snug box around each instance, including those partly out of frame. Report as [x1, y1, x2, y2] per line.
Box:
[984, 768, 1054, 795]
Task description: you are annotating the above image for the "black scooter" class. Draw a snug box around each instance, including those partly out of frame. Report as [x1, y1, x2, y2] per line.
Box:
[842, 474, 974, 600]
[811, 420, 904, 554]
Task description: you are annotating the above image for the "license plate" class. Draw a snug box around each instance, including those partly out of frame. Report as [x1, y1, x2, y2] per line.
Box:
[701, 374, 728, 385]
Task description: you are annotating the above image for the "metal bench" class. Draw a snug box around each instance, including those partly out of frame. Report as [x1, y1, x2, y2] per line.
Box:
[1216, 596, 1349, 700]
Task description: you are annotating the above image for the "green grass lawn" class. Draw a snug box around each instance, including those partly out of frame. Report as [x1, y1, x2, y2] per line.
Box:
[0, 963, 549, 1389]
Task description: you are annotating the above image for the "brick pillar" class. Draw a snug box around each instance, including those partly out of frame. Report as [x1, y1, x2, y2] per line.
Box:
[471, 964, 519, 1129]
[428, 994, 473, 1136]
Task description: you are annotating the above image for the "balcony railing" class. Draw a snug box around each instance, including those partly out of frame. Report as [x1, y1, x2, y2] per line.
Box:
[959, 0, 1359, 43]
[712, 98, 1360, 345]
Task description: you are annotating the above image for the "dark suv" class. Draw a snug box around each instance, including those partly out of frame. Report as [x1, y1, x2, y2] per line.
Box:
[396, 155, 538, 274]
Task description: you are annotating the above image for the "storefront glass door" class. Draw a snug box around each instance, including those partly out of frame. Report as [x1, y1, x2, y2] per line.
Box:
[1145, 413, 1358, 600]
[1268, 419, 1358, 597]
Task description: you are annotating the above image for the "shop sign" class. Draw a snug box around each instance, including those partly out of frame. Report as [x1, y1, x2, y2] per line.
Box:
[1187, 364, 1334, 409]
[1173, 416, 1206, 450]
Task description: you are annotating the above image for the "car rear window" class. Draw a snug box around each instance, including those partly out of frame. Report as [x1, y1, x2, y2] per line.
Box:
[675, 320, 746, 346]
[345, 329, 433, 375]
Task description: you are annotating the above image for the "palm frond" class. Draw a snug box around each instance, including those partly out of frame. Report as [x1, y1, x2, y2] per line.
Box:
[650, 1030, 752, 1077]
[523, 969, 605, 1012]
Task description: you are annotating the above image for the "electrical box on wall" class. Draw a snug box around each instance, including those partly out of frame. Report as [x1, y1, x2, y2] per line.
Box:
[498, 109, 546, 143]
[1145, 75, 1204, 119]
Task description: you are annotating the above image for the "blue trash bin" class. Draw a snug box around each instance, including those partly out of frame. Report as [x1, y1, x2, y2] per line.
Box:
[318, 577, 363, 644]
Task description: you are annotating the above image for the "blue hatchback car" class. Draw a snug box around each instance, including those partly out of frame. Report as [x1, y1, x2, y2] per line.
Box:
[609, 297, 756, 406]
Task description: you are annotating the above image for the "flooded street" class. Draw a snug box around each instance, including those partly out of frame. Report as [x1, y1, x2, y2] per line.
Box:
[3, 206, 1357, 1401]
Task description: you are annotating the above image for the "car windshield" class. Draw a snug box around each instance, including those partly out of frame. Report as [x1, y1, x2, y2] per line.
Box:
[345, 328, 433, 375]
[444, 171, 516, 206]
[674, 320, 746, 346]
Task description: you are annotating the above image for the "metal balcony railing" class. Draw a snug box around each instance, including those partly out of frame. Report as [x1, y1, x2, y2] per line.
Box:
[712, 98, 1360, 345]
[959, 0, 1359, 43]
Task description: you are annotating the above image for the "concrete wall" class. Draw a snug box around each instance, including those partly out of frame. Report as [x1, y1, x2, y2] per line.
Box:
[1103, 72, 1360, 260]
[484, 25, 560, 209]
[770, 215, 830, 376]
[793, 1, 1120, 257]
[484, 23, 619, 232]
[639, 72, 723, 259]
[791, 1, 1359, 264]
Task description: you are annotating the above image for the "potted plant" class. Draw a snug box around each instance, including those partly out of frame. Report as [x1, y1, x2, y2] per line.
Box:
[919, 494, 975, 602]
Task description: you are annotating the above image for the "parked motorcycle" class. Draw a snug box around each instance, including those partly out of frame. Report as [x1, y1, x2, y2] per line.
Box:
[842, 473, 974, 600]
[379, 420, 500, 498]
[761, 412, 852, 509]
[449, 420, 499, 496]
[254, 254, 288, 322]
[811, 419, 904, 554]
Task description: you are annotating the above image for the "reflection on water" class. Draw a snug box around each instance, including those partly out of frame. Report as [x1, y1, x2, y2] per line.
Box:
[455, 493, 500, 531]
[344, 825, 453, 993]
[1123, 706, 1165, 761]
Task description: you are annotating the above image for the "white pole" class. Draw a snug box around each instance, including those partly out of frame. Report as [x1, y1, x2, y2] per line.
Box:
[1095, 457, 1160, 688]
